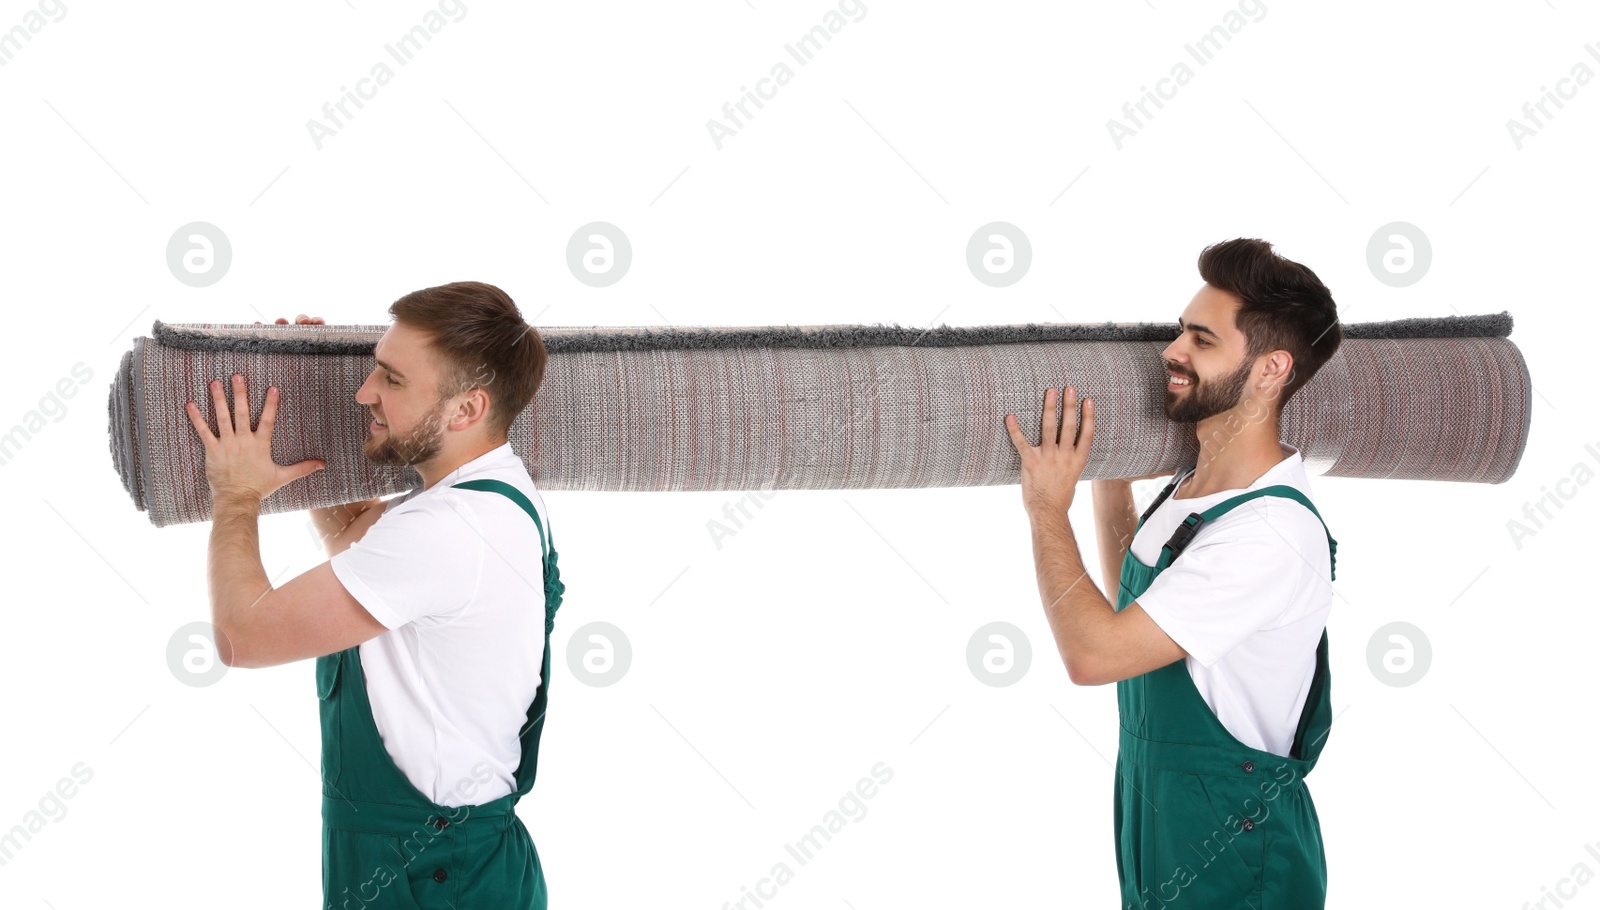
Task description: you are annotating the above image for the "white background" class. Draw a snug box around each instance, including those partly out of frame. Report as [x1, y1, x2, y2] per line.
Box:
[1, 1, 1593, 907]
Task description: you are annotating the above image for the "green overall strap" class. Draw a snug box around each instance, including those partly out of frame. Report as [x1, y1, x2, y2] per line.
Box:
[450, 477, 565, 805]
[1157, 482, 1338, 582]
[451, 477, 565, 635]
[452, 478, 552, 560]
[1153, 482, 1339, 767]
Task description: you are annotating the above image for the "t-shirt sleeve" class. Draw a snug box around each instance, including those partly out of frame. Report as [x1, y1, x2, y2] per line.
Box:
[330, 501, 484, 629]
[1133, 508, 1329, 669]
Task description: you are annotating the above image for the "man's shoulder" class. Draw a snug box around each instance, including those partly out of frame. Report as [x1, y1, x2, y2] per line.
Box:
[380, 483, 497, 541]
[1210, 483, 1332, 577]
[438, 469, 547, 527]
[1241, 485, 1330, 539]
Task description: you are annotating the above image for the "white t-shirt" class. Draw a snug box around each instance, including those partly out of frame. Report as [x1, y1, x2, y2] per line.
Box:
[1130, 442, 1333, 758]
[330, 441, 550, 807]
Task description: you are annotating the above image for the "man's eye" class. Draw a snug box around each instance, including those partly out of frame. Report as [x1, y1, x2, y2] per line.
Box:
[1195, 338, 1210, 346]
[386, 375, 399, 385]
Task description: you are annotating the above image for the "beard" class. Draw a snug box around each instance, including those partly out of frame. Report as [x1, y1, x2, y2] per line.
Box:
[1165, 353, 1254, 424]
[364, 401, 447, 467]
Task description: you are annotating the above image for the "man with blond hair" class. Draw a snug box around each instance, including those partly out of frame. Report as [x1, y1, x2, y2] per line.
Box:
[186, 282, 565, 908]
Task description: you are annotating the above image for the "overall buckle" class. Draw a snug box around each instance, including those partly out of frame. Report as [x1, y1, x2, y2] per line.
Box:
[1164, 513, 1207, 560]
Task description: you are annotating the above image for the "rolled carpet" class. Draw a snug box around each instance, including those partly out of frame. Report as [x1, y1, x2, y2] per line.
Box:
[108, 313, 1532, 527]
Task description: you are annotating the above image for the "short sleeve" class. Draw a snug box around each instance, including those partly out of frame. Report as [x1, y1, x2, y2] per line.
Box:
[1133, 509, 1329, 668]
[330, 502, 484, 629]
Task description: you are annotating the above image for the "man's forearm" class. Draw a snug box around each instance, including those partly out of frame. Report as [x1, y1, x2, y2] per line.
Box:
[1029, 509, 1115, 682]
[208, 492, 271, 661]
[312, 497, 386, 559]
[1090, 480, 1138, 606]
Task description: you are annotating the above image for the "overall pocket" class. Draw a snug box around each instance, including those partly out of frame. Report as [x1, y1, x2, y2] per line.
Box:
[1188, 772, 1267, 900]
[1117, 675, 1146, 730]
[316, 650, 344, 788]
[323, 826, 428, 910]
[316, 650, 343, 699]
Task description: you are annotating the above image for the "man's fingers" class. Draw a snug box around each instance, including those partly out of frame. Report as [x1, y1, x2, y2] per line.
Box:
[285, 458, 327, 485]
[183, 400, 215, 450]
[1040, 387, 1059, 449]
[1061, 391, 1093, 453]
[259, 386, 279, 434]
[230, 375, 251, 436]
[1004, 412, 1032, 455]
[209, 380, 232, 440]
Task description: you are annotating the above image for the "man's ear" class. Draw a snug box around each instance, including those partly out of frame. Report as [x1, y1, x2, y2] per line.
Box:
[447, 388, 493, 431]
[1253, 349, 1290, 394]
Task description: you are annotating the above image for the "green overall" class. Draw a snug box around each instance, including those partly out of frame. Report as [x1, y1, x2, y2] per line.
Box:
[1113, 473, 1337, 909]
[317, 479, 565, 910]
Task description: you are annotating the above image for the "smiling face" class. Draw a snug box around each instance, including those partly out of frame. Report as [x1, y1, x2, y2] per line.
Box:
[1159, 284, 1260, 425]
[354, 321, 453, 468]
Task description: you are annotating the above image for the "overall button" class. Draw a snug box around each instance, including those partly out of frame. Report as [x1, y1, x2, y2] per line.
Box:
[432, 816, 449, 831]
[433, 869, 449, 883]
[1241, 760, 1255, 773]
[1241, 818, 1255, 832]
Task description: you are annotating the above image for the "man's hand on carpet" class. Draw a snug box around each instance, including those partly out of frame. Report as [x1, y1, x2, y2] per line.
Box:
[1005, 385, 1095, 518]
[184, 373, 326, 504]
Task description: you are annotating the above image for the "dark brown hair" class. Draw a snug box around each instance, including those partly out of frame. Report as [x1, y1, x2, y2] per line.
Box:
[1197, 238, 1340, 412]
[388, 281, 547, 440]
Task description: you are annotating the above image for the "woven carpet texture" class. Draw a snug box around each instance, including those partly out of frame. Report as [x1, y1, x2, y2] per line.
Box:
[107, 313, 1532, 527]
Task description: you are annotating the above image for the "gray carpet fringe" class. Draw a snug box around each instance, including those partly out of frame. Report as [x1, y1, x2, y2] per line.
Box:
[151, 311, 1514, 356]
